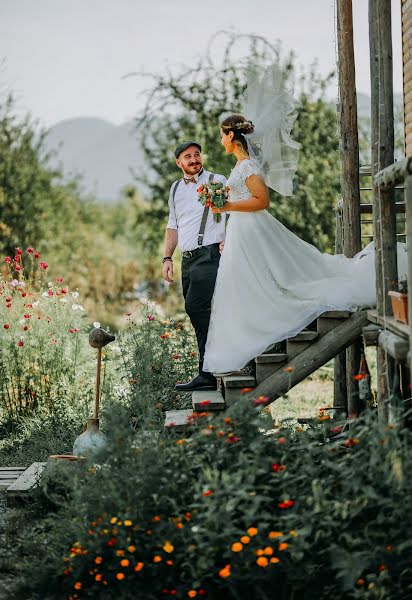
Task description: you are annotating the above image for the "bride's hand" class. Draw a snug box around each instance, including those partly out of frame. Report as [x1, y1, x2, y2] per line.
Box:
[212, 202, 231, 214]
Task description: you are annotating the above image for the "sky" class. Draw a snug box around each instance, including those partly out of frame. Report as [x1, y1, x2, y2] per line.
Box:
[0, 0, 403, 128]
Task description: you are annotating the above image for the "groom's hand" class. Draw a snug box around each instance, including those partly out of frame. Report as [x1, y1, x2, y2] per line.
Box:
[162, 260, 174, 283]
[219, 241, 225, 253]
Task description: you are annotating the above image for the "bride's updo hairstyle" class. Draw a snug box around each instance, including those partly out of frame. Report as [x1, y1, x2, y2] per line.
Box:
[221, 114, 255, 155]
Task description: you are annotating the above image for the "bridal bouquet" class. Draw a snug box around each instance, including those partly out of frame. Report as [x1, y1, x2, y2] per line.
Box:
[197, 181, 230, 223]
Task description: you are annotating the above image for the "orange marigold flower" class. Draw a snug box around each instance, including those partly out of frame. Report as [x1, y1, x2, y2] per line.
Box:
[231, 542, 243, 552]
[240, 387, 253, 393]
[116, 573, 125, 580]
[163, 541, 174, 553]
[166, 560, 174, 566]
[283, 366, 294, 373]
[110, 517, 118, 524]
[247, 527, 258, 537]
[268, 531, 284, 539]
[120, 559, 129, 567]
[240, 536, 251, 544]
[188, 591, 197, 598]
[356, 578, 365, 586]
[153, 516, 161, 522]
[386, 545, 393, 551]
[134, 562, 144, 572]
[278, 500, 295, 509]
[290, 530, 298, 537]
[74, 582, 82, 590]
[176, 522, 184, 529]
[124, 520, 132, 526]
[378, 564, 385, 571]
[127, 545, 136, 553]
[202, 489, 213, 496]
[278, 543, 289, 551]
[344, 437, 360, 448]
[256, 557, 269, 567]
[219, 564, 231, 579]
[270, 557, 280, 564]
[223, 417, 232, 423]
[263, 546, 274, 555]
[95, 574, 103, 582]
[153, 555, 162, 563]
[116, 550, 125, 557]
[95, 556, 103, 564]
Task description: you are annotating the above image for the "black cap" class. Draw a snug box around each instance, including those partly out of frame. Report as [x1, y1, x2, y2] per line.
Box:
[175, 140, 202, 159]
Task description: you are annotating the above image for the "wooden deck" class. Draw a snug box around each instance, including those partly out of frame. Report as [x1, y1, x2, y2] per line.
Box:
[367, 309, 409, 339]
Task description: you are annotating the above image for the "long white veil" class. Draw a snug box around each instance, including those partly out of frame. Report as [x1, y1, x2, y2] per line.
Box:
[243, 63, 301, 196]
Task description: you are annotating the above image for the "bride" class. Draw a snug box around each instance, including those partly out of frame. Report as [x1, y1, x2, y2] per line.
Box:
[202, 68, 406, 374]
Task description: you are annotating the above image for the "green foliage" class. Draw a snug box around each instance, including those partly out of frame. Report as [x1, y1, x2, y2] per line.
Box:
[134, 34, 339, 253]
[120, 304, 198, 427]
[6, 402, 412, 600]
[0, 248, 89, 419]
[0, 95, 60, 255]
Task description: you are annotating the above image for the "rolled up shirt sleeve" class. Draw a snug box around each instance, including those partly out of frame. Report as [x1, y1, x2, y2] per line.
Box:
[166, 184, 178, 230]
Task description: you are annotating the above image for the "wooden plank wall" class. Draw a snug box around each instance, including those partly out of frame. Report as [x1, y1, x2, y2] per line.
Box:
[403, 0, 412, 155]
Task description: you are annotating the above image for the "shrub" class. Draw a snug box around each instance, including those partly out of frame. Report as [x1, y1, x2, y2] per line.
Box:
[7, 402, 412, 600]
[0, 246, 89, 419]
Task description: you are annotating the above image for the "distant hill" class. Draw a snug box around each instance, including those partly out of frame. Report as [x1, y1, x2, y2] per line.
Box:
[43, 93, 403, 202]
[44, 117, 143, 202]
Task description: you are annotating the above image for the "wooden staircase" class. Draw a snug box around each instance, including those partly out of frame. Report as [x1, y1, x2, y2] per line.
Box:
[165, 310, 369, 429]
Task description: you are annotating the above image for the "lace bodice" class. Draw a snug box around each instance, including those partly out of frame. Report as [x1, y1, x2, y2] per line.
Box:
[227, 159, 262, 201]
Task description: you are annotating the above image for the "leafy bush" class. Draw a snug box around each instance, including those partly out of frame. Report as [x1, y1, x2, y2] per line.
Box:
[7, 401, 412, 600]
[120, 304, 198, 427]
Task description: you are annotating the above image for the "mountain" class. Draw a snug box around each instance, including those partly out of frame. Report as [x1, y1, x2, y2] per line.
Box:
[43, 93, 403, 202]
[44, 117, 143, 202]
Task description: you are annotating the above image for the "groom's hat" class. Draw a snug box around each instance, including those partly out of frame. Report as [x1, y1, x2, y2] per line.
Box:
[175, 140, 202, 158]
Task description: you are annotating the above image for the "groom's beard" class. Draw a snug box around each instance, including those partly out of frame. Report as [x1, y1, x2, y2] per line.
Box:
[184, 162, 202, 176]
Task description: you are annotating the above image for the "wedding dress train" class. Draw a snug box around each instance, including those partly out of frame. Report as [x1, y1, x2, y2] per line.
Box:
[203, 159, 407, 373]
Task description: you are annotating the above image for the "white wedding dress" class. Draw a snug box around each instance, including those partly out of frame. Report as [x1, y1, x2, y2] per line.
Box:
[203, 159, 407, 373]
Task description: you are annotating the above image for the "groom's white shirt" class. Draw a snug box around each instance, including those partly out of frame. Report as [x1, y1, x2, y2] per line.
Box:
[167, 169, 227, 252]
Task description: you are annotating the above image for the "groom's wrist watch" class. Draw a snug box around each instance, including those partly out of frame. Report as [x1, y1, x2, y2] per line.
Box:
[162, 256, 173, 263]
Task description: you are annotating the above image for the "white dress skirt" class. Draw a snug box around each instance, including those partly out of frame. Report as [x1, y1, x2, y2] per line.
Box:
[203, 159, 407, 374]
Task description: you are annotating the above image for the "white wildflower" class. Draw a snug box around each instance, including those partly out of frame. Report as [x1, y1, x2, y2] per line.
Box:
[93, 321, 101, 328]
[72, 303, 84, 311]
[48, 281, 53, 288]
[32, 301, 39, 307]
[42, 291, 49, 298]
[71, 291, 80, 299]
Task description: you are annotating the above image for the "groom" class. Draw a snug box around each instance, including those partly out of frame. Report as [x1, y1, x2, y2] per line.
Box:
[162, 140, 226, 391]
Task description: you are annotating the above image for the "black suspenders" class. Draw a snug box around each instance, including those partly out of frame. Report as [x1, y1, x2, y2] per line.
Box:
[171, 172, 214, 248]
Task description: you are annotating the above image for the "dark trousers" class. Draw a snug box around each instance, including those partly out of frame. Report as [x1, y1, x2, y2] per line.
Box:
[181, 243, 221, 377]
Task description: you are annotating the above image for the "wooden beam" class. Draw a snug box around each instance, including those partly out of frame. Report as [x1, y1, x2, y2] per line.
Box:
[406, 175, 412, 376]
[236, 311, 369, 407]
[334, 200, 348, 416]
[378, 330, 409, 360]
[374, 157, 412, 189]
[337, 0, 363, 413]
[369, 0, 398, 418]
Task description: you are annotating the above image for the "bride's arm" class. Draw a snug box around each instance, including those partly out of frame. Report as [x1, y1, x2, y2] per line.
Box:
[212, 175, 269, 213]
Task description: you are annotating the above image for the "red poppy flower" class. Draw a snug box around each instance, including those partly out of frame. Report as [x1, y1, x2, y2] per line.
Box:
[272, 463, 286, 472]
[17, 341, 24, 347]
[24, 314, 30, 319]
[4, 257, 11, 263]
[278, 500, 295, 509]
[23, 325, 28, 331]
[3, 324, 9, 329]
[14, 265, 22, 271]
[56, 277, 63, 283]
[27, 247, 34, 254]
[39, 262, 48, 270]
[34, 252, 40, 259]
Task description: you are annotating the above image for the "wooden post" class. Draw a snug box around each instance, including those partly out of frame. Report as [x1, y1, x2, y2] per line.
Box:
[369, 0, 398, 419]
[94, 348, 102, 420]
[336, 0, 362, 414]
[334, 201, 348, 416]
[407, 176, 412, 376]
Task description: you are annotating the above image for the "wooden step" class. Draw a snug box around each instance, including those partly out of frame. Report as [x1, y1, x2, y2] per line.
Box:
[250, 311, 369, 405]
[222, 375, 256, 406]
[0, 467, 25, 490]
[320, 311, 351, 319]
[255, 353, 288, 385]
[192, 390, 225, 411]
[287, 331, 318, 360]
[6, 462, 46, 505]
[288, 331, 318, 342]
[164, 409, 194, 431]
[317, 312, 350, 336]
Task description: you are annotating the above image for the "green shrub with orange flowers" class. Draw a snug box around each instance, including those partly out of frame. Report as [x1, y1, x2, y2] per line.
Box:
[120, 305, 198, 427]
[0, 246, 91, 421]
[5, 399, 412, 600]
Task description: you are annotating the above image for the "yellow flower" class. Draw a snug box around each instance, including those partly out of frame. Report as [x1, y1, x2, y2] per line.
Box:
[247, 527, 258, 537]
[110, 517, 118, 524]
[163, 541, 174, 553]
[231, 542, 243, 552]
[256, 557, 269, 567]
[124, 520, 132, 527]
[290, 530, 298, 537]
